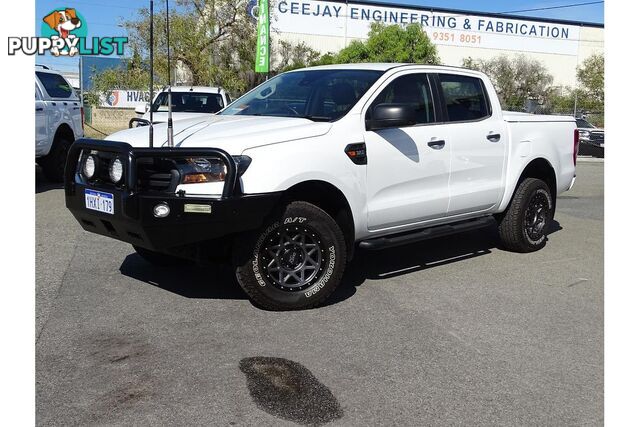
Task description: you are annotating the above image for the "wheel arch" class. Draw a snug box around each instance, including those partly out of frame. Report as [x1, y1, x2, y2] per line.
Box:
[53, 122, 75, 146]
[503, 157, 557, 217]
[518, 157, 557, 199]
[280, 180, 356, 259]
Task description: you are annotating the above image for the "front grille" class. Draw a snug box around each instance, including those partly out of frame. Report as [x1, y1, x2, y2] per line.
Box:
[136, 157, 180, 193]
[590, 132, 604, 142]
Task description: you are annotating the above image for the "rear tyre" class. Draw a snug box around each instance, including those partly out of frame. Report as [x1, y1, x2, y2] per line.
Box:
[40, 135, 72, 182]
[497, 178, 554, 253]
[234, 201, 347, 311]
[133, 245, 188, 266]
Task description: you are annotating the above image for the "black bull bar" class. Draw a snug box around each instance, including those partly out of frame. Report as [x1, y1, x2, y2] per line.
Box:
[64, 138, 238, 198]
[63, 138, 279, 253]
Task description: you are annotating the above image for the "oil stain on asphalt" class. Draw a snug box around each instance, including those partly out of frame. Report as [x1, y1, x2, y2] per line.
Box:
[239, 357, 343, 426]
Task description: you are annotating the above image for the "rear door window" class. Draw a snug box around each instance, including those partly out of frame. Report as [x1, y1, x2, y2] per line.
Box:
[438, 74, 490, 122]
[36, 71, 73, 99]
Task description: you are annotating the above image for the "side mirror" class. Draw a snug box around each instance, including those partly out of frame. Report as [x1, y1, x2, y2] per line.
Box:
[366, 103, 416, 131]
[134, 103, 148, 115]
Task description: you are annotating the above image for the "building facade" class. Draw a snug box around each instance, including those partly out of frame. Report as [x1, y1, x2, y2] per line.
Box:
[271, 0, 604, 88]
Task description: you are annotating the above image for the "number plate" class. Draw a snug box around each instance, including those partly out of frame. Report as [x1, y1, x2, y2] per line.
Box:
[84, 189, 114, 215]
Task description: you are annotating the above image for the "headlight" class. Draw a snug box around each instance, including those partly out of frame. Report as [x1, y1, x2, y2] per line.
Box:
[109, 158, 124, 183]
[83, 155, 97, 179]
[178, 158, 227, 184]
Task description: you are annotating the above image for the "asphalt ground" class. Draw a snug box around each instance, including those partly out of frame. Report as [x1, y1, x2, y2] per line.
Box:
[36, 161, 603, 426]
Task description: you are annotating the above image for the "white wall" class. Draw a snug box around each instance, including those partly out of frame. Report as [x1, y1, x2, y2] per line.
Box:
[271, 0, 604, 88]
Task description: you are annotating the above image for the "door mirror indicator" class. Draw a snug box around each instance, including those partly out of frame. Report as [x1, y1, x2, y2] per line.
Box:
[366, 103, 416, 131]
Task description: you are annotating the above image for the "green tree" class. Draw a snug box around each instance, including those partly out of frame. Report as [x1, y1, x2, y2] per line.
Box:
[275, 40, 321, 73]
[326, 23, 439, 64]
[86, 47, 150, 106]
[89, 0, 321, 101]
[576, 53, 604, 110]
[462, 54, 553, 110]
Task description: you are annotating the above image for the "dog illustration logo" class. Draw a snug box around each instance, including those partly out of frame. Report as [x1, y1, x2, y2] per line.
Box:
[8, 8, 126, 57]
[42, 8, 83, 56]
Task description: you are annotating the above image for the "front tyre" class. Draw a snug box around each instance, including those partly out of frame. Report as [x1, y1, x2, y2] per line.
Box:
[497, 178, 554, 253]
[234, 201, 347, 310]
[40, 135, 72, 182]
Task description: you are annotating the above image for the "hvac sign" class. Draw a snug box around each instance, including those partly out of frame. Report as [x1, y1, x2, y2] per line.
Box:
[100, 90, 150, 108]
[274, 0, 580, 55]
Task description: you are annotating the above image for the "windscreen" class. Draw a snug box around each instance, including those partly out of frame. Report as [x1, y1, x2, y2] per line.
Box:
[220, 69, 384, 121]
[152, 92, 225, 114]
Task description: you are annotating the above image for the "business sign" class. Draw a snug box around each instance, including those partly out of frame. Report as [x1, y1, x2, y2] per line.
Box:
[255, 0, 270, 73]
[273, 0, 580, 56]
[100, 90, 150, 108]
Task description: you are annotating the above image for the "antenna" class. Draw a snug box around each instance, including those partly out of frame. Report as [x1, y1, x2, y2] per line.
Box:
[148, 0, 154, 147]
[165, 0, 174, 148]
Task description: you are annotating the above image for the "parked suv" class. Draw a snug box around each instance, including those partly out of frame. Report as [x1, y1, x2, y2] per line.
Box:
[64, 64, 578, 310]
[576, 117, 604, 149]
[36, 66, 84, 181]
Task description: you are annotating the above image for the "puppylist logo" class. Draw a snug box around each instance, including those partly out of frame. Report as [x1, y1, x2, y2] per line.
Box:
[7, 7, 127, 56]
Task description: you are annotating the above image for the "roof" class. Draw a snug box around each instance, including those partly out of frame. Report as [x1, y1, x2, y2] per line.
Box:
[163, 86, 225, 93]
[294, 63, 487, 76]
[323, 0, 604, 28]
[302, 63, 406, 71]
[35, 66, 64, 75]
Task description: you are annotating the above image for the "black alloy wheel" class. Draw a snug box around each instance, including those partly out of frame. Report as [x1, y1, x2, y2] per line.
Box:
[258, 224, 327, 292]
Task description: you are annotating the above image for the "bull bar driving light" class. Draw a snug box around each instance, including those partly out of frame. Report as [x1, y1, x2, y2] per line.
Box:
[109, 158, 124, 183]
[83, 155, 97, 179]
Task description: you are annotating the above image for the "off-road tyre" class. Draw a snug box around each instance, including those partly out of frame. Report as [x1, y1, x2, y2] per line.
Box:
[234, 201, 347, 311]
[40, 135, 72, 182]
[133, 245, 188, 266]
[497, 178, 554, 253]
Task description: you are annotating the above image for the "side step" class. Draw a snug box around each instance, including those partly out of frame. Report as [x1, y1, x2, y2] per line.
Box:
[358, 216, 495, 250]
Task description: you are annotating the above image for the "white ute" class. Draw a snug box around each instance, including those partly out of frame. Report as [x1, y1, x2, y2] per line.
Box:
[65, 64, 578, 310]
[133, 86, 231, 125]
[36, 66, 84, 181]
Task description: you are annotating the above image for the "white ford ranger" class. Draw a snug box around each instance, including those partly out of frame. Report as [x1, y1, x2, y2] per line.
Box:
[64, 64, 578, 310]
[36, 66, 84, 181]
[130, 86, 231, 127]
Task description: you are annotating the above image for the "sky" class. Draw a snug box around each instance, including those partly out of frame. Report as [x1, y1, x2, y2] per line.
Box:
[35, 0, 604, 72]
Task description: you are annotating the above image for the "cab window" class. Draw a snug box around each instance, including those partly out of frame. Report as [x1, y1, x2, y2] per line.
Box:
[36, 71, 73, 99]
[438, 74, 490, 122]
[368, 73, 435, 124]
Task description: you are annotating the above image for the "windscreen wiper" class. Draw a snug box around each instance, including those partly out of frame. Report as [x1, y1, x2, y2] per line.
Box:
[300, 115, 332, 122]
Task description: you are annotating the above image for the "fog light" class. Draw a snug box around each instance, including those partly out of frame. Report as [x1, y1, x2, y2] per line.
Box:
[109, 158, 124, 183]
[83, 155, 97, 179]
[153, 202, 170, 218]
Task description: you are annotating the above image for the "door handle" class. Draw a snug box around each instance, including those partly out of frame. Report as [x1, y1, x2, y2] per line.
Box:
[486, 133, 501, 142]
[36, 107, 44, 111]
[428, 139, 446, 150]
